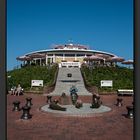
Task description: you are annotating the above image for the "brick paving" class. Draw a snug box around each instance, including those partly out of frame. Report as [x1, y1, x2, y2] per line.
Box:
[7, 93, 133, 140]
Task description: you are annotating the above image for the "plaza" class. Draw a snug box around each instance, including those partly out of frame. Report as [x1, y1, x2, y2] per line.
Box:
[7, 93, 133, 140]
[7, 65, 133, 140]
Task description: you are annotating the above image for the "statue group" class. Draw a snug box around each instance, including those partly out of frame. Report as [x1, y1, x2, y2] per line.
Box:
[47, 86, 102, 111]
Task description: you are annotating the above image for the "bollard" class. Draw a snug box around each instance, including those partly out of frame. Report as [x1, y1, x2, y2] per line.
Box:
[21, 106, 32, 120]
[126, 106, 133, 119]
[12, 101, 21, 111]
[25, 97, 33, 107]
[116, 98, 123, 107]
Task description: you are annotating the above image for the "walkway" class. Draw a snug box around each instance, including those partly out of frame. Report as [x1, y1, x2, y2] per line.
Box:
[48, 67, 92, 96]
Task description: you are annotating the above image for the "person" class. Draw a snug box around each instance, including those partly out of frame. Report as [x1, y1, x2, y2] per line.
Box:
[10, 86, 16, 95]
[14, 84, 22, 96]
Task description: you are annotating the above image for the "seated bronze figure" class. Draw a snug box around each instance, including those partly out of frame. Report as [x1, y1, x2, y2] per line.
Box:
[49, 100, 66, 111]
[90, 93, 102, 108]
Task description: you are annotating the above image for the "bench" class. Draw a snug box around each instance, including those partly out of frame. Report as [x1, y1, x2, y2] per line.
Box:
[117, 89, 133, 96]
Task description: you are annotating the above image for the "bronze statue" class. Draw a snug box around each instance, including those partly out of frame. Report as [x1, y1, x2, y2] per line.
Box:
[70, 85, 78, 105]
[49, 99, 66, 111]
[90, 93, 102, 108]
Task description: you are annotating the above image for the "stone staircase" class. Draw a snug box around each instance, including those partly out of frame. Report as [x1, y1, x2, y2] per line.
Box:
[46, 67, 92, 96]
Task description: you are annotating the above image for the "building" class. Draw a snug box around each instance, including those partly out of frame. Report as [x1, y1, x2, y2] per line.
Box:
[17, 43, 121, 68]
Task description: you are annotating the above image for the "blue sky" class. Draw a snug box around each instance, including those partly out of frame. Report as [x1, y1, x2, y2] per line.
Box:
[7, 0, 133, 70]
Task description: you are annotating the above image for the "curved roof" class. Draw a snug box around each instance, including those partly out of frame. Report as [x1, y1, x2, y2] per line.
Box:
[84, 55, 104, 61]
[16, 56, 33, 61]
[24, 49, 117, 57]
[121, 60, 133, 64]
[54, 44, 88, 50]
[106, 56, 125, 62]
[17, 43, 119, 60]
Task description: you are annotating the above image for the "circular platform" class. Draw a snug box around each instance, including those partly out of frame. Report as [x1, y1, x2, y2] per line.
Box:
[40, 103, 111, 117]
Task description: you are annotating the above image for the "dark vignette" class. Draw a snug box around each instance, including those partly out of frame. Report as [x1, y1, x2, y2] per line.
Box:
[0, 0, 6, 140]
[134, 0, 140, 140]
[0, 0, 137, 140]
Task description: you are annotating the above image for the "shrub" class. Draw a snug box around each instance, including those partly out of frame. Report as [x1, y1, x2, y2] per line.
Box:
[81, 65, 133, 92]
[7, 64, 58, 90]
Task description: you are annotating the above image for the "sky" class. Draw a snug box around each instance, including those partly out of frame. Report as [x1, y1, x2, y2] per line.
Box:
[7, 0, 133, 71]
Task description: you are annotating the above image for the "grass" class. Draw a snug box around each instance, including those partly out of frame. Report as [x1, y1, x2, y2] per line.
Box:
[81, 64, 133, 92]
[7, 64, 58, 91]
[7, 63, 133, 93]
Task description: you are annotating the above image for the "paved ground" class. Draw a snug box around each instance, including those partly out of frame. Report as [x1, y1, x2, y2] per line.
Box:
[7, 93, 133, 140]
[48, 67, 92, 96]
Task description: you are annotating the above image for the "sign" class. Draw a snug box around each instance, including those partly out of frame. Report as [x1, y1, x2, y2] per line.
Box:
[61, 62, 81, 68]
[101, 80, 113, 87]
[31, 80, 43, 87]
